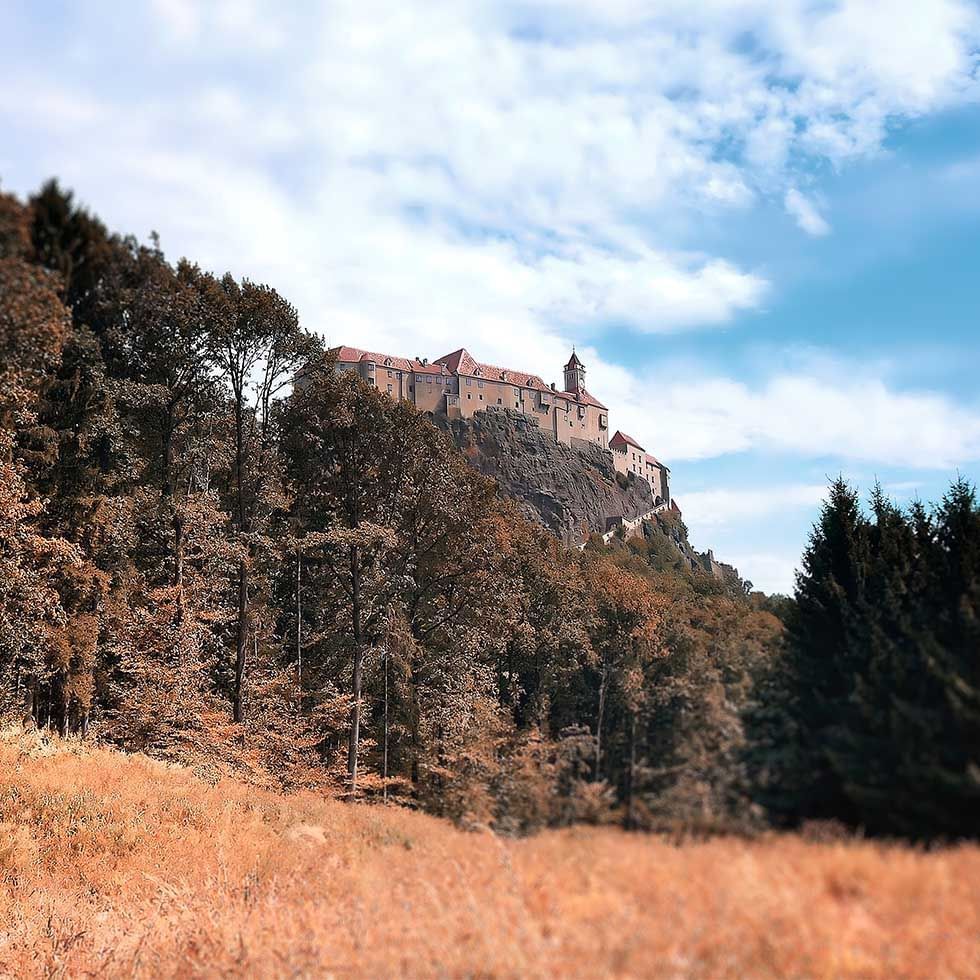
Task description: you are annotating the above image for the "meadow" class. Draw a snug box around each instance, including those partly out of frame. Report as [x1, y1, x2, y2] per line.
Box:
[0, 729, 977, 979]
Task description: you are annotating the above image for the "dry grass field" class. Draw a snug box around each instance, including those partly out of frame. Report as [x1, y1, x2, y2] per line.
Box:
[1, 729, 978, 979]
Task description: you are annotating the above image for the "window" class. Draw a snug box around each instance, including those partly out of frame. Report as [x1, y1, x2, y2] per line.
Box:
[409, 385, 414, 392]
[387, 369, 392, 377]
[416, 375, 423, 382]
[426, 376, 432, 383]
[387, 384, 393, 393]
[467, 394, 471, 399]
[478, 381, 484, 389]
[479, 395, 483, 401]
[497, 398, 502, 404]
[466, 378, 472, 386]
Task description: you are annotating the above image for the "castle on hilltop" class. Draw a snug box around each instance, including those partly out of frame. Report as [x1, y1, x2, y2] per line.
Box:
[329, 344, 670, 504]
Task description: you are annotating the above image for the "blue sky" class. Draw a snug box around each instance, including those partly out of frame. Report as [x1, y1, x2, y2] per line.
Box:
[3, 0, 980, 592]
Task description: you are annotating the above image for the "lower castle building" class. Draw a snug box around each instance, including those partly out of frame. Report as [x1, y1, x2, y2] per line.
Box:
[328, 344, 670, 502]
[609, 430, 670, 505]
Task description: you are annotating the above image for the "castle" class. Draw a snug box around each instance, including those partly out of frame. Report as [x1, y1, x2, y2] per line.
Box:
[329, 345, 670, 504]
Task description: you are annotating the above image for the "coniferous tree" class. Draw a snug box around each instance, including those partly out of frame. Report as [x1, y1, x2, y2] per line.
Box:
[768, 478, 870, 824]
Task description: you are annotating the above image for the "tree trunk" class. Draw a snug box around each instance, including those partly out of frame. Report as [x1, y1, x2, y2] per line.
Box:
[232, 394, 249, 723]
[295, 550, 303, 707]
[174, 510, 185, 625]
[383, 647, 389, 803]
[410, 657, 421, 789]
[595, 667, 608, 781]
[347, 545, 363, 792]
[233, 558, 248, 722]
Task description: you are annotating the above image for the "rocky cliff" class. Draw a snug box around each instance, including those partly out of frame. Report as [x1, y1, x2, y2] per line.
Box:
[435, 408, 655, 546]
[437, 407, 745, 586]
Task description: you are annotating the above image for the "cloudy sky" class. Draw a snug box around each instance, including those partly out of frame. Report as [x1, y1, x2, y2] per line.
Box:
[3, 0, 980, 592]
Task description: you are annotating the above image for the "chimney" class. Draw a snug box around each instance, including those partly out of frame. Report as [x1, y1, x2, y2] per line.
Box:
[550, 382, 557, 391]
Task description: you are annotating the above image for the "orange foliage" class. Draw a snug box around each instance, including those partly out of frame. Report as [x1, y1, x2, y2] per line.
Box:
[1, 731, 978, 979]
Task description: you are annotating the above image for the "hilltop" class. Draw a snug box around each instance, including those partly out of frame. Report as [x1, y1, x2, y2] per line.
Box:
[2, 729, 978, 979]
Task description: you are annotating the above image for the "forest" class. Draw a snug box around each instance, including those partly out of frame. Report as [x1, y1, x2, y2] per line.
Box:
[1, 180, 978, 840]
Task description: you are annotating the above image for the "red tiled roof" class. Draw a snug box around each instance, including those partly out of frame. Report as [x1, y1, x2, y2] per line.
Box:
[435, 348, 550, 391]
[611, 430, 644, 452]
[329, 346, 447, 375]
[332, 344, 606, 407]
[564, 389, 607, 410]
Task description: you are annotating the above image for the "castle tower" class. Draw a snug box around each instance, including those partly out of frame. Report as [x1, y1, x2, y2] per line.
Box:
[563, 350, 586, 393]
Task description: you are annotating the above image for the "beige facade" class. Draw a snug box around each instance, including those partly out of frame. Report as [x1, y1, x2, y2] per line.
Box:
[328, 346, 679, 475]
[609, 430, 670, 504]
[330, 345, 611, 451]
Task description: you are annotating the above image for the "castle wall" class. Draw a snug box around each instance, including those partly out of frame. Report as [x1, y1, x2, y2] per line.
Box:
[334, 347, 620, 467]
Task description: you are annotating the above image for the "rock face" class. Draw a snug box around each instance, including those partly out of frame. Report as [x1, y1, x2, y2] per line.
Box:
[435, 408, 655, 546]
[436, 407, 745, 586]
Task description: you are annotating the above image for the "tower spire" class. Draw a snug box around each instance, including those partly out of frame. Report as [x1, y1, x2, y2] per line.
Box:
[563, 349, 586, 392]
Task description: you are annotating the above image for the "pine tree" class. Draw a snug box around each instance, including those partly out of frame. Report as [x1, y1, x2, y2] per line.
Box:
[773, 478, 870, 824]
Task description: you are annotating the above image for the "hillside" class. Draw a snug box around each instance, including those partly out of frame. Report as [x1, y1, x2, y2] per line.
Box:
[1, 730, 978, 979]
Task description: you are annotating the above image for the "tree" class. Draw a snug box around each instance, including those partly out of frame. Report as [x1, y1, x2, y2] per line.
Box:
[773, 478, 870, 824]
[282, 363, 509, 794]
[198, 270, 315, 722]
[581, 556, 666, 785]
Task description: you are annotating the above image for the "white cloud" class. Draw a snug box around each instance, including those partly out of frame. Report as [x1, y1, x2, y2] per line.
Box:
[680, 484, 828, 529]
[784, 188, 831, 236]
[3, 0, 980, 479]
[608, 365, 980, 469]
[722, 550, 802, 595]
[7, 1, 978, 349]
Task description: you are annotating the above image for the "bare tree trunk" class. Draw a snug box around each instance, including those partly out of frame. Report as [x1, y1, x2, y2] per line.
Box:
[174, 511, 185, 625]
[383, 646, 389, 803]
[233, 559, 248, 723]
[410, 658, 421, 789]
[595, 666, 608, 781]
[347, 545, 363, 793]
[295, 550, 303, 707]
[232, 394, 249, 724]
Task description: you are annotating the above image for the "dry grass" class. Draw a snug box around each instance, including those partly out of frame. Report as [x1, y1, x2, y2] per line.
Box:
[0, 729, 977, 979]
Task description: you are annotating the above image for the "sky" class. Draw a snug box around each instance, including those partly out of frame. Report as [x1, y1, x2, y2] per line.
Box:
[2, 0, 980, 593]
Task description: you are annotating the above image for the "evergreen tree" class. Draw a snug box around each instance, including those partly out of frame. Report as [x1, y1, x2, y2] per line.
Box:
[772, 478, 870, 824]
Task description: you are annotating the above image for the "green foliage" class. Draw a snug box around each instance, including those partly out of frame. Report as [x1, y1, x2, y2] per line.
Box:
[753, 476, 980, 839]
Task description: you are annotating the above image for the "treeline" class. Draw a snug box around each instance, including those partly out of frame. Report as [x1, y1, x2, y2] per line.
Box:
[0, 180, 783, 831]
[750, 478, 980, 839]
[3, 180, 975, 839]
